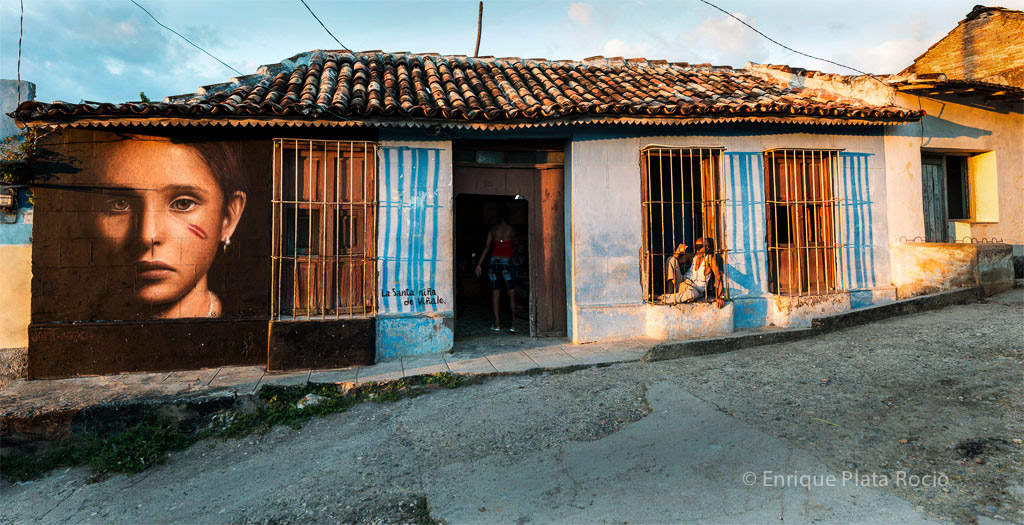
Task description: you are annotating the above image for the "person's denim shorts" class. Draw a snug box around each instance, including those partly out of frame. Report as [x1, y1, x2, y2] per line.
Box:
[487, 257, 518, 290]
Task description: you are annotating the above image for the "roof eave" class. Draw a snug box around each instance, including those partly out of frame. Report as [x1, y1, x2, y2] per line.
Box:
[16, 112, 921, 131]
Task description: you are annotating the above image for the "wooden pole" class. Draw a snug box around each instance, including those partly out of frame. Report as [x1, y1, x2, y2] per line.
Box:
[474, 1, 483, 57]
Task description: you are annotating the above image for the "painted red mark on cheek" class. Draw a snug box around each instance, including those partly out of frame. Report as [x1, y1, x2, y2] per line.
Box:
[187, 224, 208, 240]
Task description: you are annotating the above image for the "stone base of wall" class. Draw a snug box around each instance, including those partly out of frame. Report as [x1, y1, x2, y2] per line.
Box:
[29, 318, 267, 378]
[572, 304, 645, 344]
[645, 302, 733, 339]
[375, 314, 454, 361]
[268, 318, 376, 371]
[0, 347, 27, 390]
[767, 293, 851, 328]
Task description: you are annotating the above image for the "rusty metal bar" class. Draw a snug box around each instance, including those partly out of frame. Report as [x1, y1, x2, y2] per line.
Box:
[640, 146, 728, 303]
[270, 139, 378, 320]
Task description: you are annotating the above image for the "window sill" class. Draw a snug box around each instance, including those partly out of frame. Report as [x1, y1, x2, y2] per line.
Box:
[949, 219, 997, 225]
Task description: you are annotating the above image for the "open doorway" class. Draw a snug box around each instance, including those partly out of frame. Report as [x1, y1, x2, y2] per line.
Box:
[454, 195, 530, 339]
[452, 141, 568, 339]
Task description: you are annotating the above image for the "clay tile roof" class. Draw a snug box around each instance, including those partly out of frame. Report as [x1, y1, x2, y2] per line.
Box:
[12, 50, 924, 127]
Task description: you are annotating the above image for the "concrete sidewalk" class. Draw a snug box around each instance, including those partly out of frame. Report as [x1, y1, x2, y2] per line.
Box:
[0, 337, 655, 432]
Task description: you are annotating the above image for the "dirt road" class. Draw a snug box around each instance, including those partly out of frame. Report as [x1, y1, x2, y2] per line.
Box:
[3, 289, 1021, 523]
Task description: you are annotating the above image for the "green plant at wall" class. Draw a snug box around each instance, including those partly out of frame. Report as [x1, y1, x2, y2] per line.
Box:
[0, 128, 38, 185]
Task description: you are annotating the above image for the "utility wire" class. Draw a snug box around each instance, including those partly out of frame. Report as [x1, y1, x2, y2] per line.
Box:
[298, 0, 351, 53]
[17, 0, 23, 105]
[696, 0, 869, 76]
[130, 0, 244, 77]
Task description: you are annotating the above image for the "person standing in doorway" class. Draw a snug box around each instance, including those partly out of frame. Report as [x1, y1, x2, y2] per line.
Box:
[475, 206, 519, 332]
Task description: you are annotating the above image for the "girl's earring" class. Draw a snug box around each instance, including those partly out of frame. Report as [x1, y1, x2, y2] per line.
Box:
[222, 237, 231, 253]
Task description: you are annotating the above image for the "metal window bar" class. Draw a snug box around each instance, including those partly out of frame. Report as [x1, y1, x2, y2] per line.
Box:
[763, 149, 846, 297]
[639, 146, 729, 304]
[271, 139, 378, 320]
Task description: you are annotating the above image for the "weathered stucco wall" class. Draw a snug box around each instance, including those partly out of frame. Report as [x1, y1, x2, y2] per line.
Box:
[890, 242, 1013, 298]
[767, 293, 851, 328]
[568, 131, 646, 342]
[884, 93, 1024, 253]
[0, 245, 32, 348]
[645, 302, 734, 339]
[567, 126, 892, 340]
[375, 138, 454, 360]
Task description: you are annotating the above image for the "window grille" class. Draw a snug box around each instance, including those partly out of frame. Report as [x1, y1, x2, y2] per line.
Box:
[764, 149, 845, 296]
[640, 146, 728, 303]
[271, 139, 377, 320]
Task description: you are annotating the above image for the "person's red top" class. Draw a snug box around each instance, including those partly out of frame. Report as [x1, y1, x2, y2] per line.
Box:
[491, 239, 516, 259]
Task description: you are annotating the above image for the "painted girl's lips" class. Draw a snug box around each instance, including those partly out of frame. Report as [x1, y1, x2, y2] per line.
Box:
[137, 261, 176, 280]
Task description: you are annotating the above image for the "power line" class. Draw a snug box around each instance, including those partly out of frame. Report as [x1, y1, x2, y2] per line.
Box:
[17, 0, 23, 105]
[298, 0, 351, 53]
[129, 0, 244, 77]
[696, 0, 869, 76]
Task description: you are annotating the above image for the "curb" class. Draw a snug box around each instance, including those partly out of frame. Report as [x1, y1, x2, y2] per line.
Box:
[644, 286, 981, 362]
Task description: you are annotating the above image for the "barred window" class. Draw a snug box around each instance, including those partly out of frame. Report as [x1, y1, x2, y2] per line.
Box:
[640, 146, 728, 303]
[764, 149, 842, 296]
[272, 139, 377, 320]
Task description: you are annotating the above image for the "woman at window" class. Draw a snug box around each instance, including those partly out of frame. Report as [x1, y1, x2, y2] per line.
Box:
[86, 136, 248, 319]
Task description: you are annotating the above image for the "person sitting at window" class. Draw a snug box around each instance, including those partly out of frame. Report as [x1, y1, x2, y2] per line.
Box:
[660, 237, 726, 309]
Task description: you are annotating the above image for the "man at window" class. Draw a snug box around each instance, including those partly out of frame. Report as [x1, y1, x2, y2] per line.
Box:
[661, 238, 726, 309]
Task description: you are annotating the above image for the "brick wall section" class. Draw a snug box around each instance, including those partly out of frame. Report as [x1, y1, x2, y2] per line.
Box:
[901, 8, 1024, 87]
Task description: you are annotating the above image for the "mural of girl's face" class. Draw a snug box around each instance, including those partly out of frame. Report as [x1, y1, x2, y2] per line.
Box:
[92, 139, 245, 318]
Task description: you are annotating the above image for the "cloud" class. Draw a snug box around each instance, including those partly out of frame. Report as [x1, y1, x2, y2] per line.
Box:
[103, 58, 127, 76]
[602, 39, 652, 58]
[692, 13, 767, 66]
[568, 2, 594, 27]
[1, 2, 238, 103]
[834, 37, 931, 75]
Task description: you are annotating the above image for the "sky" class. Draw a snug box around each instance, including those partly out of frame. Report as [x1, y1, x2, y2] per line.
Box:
[2, 0, 1022, 104]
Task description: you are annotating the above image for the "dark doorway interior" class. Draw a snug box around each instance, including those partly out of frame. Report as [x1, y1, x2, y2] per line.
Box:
[454, 194, 530, 339]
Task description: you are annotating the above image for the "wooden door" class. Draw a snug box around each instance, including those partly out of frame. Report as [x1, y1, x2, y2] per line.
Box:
[921, 156, 947, 242]
[453, 165, 567, 336]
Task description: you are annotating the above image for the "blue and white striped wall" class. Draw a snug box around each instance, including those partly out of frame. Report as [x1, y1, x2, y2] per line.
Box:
[374, 140, 454, 360]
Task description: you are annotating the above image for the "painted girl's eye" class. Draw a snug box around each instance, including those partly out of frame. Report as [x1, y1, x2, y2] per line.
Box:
[107, 198, 131, 212]
[169, 197, 198, 212]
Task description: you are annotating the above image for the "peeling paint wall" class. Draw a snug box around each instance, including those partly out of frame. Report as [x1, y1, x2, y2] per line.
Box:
[891, 242, 1013, 299]
[766, 293, 851, 328]
[646, 302, 734, 339]
[890, 243, 977, 298]
[567, 126, 892, 340]
[375, 137, 454, 360]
